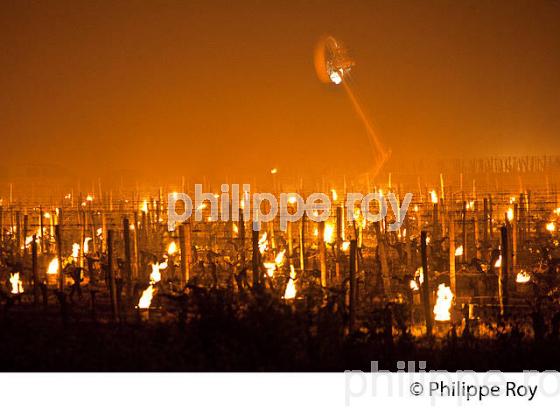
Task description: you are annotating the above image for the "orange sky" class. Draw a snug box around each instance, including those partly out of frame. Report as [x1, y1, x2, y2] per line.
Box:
[1, 0, 559, 182]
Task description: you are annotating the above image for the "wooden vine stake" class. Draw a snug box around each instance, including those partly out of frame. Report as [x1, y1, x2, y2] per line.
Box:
[420, 231, 433, 336]
[449, 211, 456, 295]
[107, 230, 118, 322]
[179, 222, 192, 287]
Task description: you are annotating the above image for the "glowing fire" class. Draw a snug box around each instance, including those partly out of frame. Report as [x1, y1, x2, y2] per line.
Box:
[71, 243, 80, 260]
[84, 237, 92, 254]
[516, 270, 531, 284]
[264, 262, 276, 278]
[324, 223, 335, 243]
[283, 265, 297, 299]
[167, 241, 177, 255]
[275, 250, 286, 266]
[430, 190, 438, 204]
[149, 261, 167, 283]
[139, 261, 167, 309]
[9, 272, 23, 294]
[494, 255, 502, 268]
[258, 232, 268, 254]
[263, 250, 287, 278]
[415, 267, 424, 284]
[24, 229, 42, 248]
[433, 283, 453, 322]
[454, 245, 463, 256]
[506, 207, 514, 221]
[47, 257, 59, 274]
[331, 189, 338, 202]
[138, 285, 154, 309]
[409, 279, 419, 291]
[232, 223, 239, 234]
[329, 70, 343, 84]
[140, 200, 149, 213]
[546, 222, 556, 233]
[341, 241, 350, 251]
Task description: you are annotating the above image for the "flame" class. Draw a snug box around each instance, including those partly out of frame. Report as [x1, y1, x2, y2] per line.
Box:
[430, 190, 438, 204]
[516, 270, 531, 284]
[494, 255, 502, 268]
[509, 196, 516, 204]
[232, 223, 239, 234]
[84, 237, 92, 254]
[86, 194, 93, 202]
[288, 195, 297, 205]
[258, 232, 268, 254]
[275, 249, 286, 266]
[454, 245, 463, 256]
[47, 257, 59, 274]
[546, 222, 556, 233]
[415, 267, 424, 284]
[329, 70, 343, 85]
[24, 228, 42, 248]
[283, 265, 297, 299]
[331, 189, 338, 202]
[323, 223, 335, 243]
[263, 249, 286, 278]
[9, 272, 23, 294]
[465, 200, 475, 210]
[149, 261, 167, 283]
[139, 260, 167, 309]
[167, 241, 178, 255]
[506, 207, 514, 221]
[270, 168, 278, 175]
[44, 212, 51, 219]
[341, 241, 350, 251]
[140, 200, 149, 213]
[96, 228, 103, 237]
[138, 285, 154, 309]
[72, 243, 80, 259]
[433, 283, 453, 322]
[264, 262, 276, 278]
[554, 208, 560, 216]
[409, 279, 419, 291]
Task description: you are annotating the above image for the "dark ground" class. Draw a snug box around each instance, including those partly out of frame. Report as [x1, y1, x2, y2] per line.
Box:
[1, 290, 560, 372]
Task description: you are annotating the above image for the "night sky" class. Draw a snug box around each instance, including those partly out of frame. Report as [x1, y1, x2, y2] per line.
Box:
[1, 0, 559, 181]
